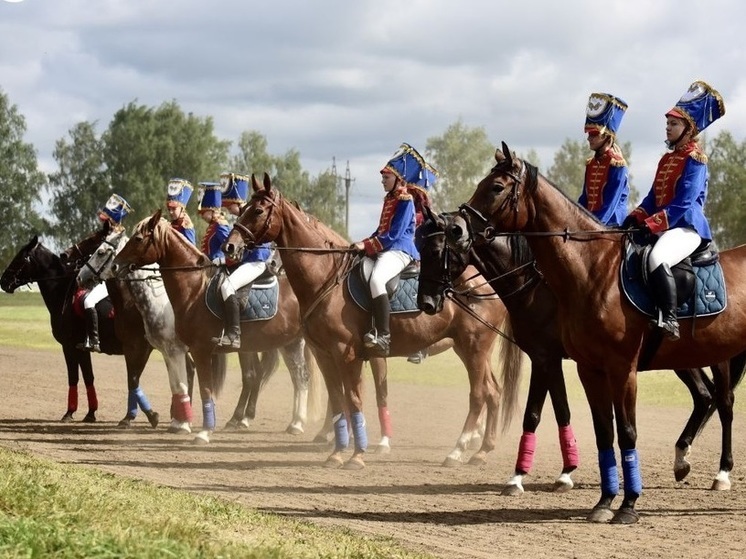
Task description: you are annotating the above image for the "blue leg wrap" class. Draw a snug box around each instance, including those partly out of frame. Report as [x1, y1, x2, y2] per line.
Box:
[202, 399, 216, 431]
[599, 448, 619, 496]
[350, 411, 367, 452]
[622, 448, 643, 497]
[134, 386, 152, 412]
[127, 390, 138, 417]
[333, 413, 349, 451]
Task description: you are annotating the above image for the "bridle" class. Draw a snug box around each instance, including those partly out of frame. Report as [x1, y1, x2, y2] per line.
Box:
[81, 235, 123, 284]
[232, 190, 280, 248]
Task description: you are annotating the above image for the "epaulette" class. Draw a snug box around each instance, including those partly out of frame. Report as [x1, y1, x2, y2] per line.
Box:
[689, 148, 708, 164]
[609, 154, 627, 167]
[181, 214, 194, 228]
[396, 191, 413, 201]
[585, 156, 594, 165]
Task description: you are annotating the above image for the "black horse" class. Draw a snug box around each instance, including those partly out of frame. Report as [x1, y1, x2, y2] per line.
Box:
[417, 209, 746, 493]
[1, 232, 158, 424]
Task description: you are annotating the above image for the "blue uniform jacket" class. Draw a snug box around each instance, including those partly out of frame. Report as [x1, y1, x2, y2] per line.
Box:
[578, 146, 629, 227]
[171, 214, 197, 246]
[362, 186, 419, 260]
[201, 220, 231, 261]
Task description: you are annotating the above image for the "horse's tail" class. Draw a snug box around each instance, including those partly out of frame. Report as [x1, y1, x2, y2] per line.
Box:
[258, 349, 281, 389]
[497, 314, 524, 434]
[728, 350, 746, 391]
[211, 353, 227, 398]
[305, 342, 325, 423]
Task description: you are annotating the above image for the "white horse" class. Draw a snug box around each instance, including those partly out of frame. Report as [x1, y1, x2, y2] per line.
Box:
[78, 229, 321, 437]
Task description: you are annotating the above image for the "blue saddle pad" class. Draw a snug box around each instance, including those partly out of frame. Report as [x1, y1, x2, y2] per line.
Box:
[346, 265, 420, 314]
[620, 243, 726, 318]
[205, 273, 279, 322]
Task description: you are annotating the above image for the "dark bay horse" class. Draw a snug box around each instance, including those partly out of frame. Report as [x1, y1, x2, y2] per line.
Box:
[419, 209, 746, 495]
[223, 174, 521, 470]
[1, 233, 159, 425]
[111, 211, 320, 444]
[454, 142, 746, 523]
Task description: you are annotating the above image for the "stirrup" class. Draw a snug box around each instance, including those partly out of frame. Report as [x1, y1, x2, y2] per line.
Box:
[661, 320, 680, 341]
[214, 334, 241, 349]
[363, 330, 378, 348]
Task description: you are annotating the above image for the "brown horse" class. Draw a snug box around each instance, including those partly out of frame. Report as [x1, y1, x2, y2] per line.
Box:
[223, 173, 521, 470]
[420, 208, 746, 495]
[454, 142, 746, 524]
[111, 211, 317, 444]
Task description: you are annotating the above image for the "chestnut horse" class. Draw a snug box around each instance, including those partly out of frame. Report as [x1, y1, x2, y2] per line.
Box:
[419, 209, 746, 495]
[455, 142, 746, 524]
[1, 232, 159, 425]
[223, 174, 521, 470]
[81, 227, 319, 435]
[111, 211, 319, 444]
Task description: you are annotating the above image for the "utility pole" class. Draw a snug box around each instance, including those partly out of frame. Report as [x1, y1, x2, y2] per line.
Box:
[331, 156, 355, 238]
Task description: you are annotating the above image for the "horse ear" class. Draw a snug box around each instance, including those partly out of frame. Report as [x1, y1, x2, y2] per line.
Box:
[263, 172, 271, 192]
[148, 209, 161, 231]
[423, 204, 436, 224]
[501, 141, 513, 167]
[250, 174, 261, 192]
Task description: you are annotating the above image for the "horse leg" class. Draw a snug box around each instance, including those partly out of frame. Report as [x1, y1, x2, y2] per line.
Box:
[710, 361, 734, 490]
[313, 350, 348, 467]
[341, 358, 367, 470]
[313, 401, 334, 444]
[369, 357, 392, 453]
[225, 352, 256, 431]
[61, 346, 81, 422]
[577, 364, 618, 523]
[547, 359, 577, 493]
[119, 348, 158, 429]
[503, 361, 549, 496]
[673, 368, 714, 482]
[79, 349, 97, 423]
[280, 340, 309, 435]
[610, 369, 641, 525]
[192, 351, 217, 444]
[165, 350, 192, 434]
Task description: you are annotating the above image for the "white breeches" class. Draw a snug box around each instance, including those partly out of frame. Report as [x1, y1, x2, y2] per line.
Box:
[83, 282, 108, 309]
[648, 227, 703, 271]
[361, 250, 412, 299]
[220, 261, 267, 300]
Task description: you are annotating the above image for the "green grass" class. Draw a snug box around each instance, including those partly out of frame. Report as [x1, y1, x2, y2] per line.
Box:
[0, 448, 431, 559]
[0, 292, 57, 350]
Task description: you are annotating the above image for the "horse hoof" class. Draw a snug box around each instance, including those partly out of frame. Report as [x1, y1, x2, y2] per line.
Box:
[313, 433, 330, 444]
[324, 455, 344, 469]
[501, 483, 524, 497]
[191, 431, 211, 445]
[442, 456, 462, 468]
[375, 444, 391, 454]
[82, 412, 96, 423]
[117, 419, 132, 429]
[344, 456, 366, 470]
[711, 476, 731, 491]
[168, 421, 191, 434]
[553, 474, 574, 493]
[467, 454, 487, 466]
[587, 506, 614, 523]
[61, 412, 74, 422]
[674, 463, 691, 482]
[146, 411, 160, 429]
[610, 507, 640, 525]
[286, 424, 304, 435]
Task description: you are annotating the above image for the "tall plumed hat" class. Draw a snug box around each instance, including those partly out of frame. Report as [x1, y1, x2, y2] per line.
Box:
[380, 143, 439, 193]
[166, 178, 193, 208]
[219, 172, 251, 206]
[584, 93, 628, 138]
[666, 80, 725, 135]
[98, 193, 132, 225]
[197, 181, 222, 212]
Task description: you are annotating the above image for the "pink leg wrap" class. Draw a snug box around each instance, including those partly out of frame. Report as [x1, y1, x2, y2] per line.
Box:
[378, 406, 392, 438]
[179, 394, 193, 423]
[559, 425, 579, 468]
[515, 431, 537, 473]
[67, 386, 78, 412]
[85, 385, 98, 412]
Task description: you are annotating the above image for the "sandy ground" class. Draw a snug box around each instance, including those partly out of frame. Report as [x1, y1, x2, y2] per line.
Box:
[1, 345, 745, 559]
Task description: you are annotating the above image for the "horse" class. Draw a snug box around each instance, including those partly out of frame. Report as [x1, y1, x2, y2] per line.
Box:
[419, 208, 746, 495]
[223, 173, 521, 470]
[452, 142, 746, 524]
[0, 232, 158, 426]
[110, 211, 321, 444]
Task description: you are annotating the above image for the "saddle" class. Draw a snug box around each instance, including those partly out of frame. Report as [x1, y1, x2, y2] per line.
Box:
[346, 260, 421, 314]
[204, 268, 280, 322]
[620, 238, 726, 319]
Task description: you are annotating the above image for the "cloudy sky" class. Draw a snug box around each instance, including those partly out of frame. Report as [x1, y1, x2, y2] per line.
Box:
[2, 0, 745, 240]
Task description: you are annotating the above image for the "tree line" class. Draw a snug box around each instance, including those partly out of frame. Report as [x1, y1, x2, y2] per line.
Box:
[2, 87, 745, 270]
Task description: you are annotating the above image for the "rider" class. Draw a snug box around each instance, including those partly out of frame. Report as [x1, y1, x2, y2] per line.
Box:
[196, 181, 231, 264]
[623, 80, 725, 341]
[351, 144, 421, 357]
[210, 172, 273, 350]
[165, 178, 197, 245]
[578, 92, 629, 227]
[77, 194, 132, 352]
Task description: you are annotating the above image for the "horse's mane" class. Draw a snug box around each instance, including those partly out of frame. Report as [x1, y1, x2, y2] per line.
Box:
[280, 193, 350, 247]
[133, 215, 211, 264]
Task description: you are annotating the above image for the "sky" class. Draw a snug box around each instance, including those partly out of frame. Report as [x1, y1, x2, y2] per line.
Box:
[2, 0, 746, 241]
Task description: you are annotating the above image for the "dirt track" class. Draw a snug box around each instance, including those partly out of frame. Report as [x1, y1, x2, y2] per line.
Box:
[2, 346, 746, 559]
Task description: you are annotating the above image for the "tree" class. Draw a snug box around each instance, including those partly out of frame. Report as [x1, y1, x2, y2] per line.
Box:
[546, 139, 586, 200]
[425, 119, 495, 212]
[47, 121, 110, 246]
[706, 130, 746, 248]
[0, 88, 46, 268]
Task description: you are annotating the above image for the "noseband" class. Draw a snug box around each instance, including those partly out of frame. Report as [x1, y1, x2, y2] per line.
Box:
[234, 191, 279, 247]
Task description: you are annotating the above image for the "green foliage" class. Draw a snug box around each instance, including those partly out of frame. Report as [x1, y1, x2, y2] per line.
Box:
[546, 138, 586, 200]
[0, 88, 47, 270]
[705, 130, 746, 248]
[425, 119, 495, 212]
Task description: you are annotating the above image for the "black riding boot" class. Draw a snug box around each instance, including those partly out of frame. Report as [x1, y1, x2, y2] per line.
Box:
[211, 294, 241, 349]
[363, 294, 391, 357]
[649, 263, 680, 341]
[77, 308, 101, 352]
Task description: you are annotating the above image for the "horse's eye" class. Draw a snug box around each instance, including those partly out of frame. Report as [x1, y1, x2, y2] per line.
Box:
[97, 248, 105, 255]
[253, 206, 264, 216]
